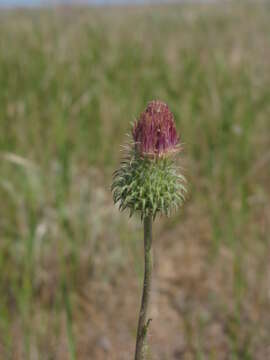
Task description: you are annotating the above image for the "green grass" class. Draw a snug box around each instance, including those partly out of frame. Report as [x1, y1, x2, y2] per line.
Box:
[0, 3, 270, 359]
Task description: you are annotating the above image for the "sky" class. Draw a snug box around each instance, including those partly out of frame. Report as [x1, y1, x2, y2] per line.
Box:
[0, 0, 222, 7]
[0, 0, 152, 6]
[0, 0, 39, 5]
[0, 0, 154, 5]
[0, 0, 101, 6]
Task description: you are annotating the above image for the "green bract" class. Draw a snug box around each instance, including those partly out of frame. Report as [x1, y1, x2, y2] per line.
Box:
[112, 149, 187, 220]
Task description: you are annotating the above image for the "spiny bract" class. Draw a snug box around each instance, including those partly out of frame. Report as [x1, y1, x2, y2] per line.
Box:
[112, 150, 187, 220]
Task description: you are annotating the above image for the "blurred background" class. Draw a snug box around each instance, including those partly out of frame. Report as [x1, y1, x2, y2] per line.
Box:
[0, 1, 270, 359]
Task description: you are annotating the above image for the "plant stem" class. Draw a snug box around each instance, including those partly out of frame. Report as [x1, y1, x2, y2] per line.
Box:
[135, 216, 153, 360]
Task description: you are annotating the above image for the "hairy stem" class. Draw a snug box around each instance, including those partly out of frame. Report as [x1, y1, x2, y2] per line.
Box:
[135, 216, 153, 360]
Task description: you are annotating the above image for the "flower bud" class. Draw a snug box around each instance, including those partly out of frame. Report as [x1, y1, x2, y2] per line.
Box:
[132, 101, 180, 158]
[112, 101, 186, 220]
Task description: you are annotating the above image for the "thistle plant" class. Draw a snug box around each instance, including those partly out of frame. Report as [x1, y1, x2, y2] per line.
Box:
[112, 100, 187, 359]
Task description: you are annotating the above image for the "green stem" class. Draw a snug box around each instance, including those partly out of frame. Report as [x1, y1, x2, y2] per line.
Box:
[135, 216, 153, 360]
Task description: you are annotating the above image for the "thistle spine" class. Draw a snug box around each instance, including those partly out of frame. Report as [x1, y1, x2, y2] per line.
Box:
[112, 100, 187, 360]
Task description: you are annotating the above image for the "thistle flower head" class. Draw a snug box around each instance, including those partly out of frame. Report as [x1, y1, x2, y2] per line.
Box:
[132, 100, 180, 158]
[112, 101, 187, 220]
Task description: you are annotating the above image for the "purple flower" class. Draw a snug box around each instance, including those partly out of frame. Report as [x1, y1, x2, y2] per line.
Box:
[132, 100, 180, 158]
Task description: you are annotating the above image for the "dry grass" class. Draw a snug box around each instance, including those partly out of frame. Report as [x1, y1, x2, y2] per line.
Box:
[0, 2, 270, 359]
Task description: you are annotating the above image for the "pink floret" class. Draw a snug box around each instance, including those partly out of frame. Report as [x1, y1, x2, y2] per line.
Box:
[132, 101, 180, 158]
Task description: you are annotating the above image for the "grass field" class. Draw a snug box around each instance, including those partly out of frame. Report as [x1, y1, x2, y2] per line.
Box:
[0, 3, 270, 359]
